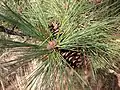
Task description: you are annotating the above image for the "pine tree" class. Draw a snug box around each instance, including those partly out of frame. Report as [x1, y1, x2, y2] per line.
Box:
[0, 0, 120, 90]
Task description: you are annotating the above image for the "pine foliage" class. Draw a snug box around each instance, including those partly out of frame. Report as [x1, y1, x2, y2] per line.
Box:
[0, 0, 120, 90]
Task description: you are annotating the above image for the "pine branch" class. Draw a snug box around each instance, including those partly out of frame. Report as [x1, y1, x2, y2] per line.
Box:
[0, 25, 26, 37]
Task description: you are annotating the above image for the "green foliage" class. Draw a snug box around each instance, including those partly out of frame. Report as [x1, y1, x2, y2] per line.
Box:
[0, 0, 120, 90]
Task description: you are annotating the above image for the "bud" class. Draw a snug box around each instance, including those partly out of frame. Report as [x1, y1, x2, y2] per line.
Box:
[89, 0, 102, 4]
[95, 0, 102, 4]
[47, 40, 57, 50]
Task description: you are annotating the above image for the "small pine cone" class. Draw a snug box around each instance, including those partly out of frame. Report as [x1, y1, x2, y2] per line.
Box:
[60, 49, 85, 68]
[48, 21, 60, 35]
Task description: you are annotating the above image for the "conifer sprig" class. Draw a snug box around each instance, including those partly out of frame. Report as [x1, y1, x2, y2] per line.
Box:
[0, 0, 120, 90]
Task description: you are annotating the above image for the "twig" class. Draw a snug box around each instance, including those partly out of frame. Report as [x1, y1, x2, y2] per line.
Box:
[0, 80, 5, 90]
[0, 25, 26, 37]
